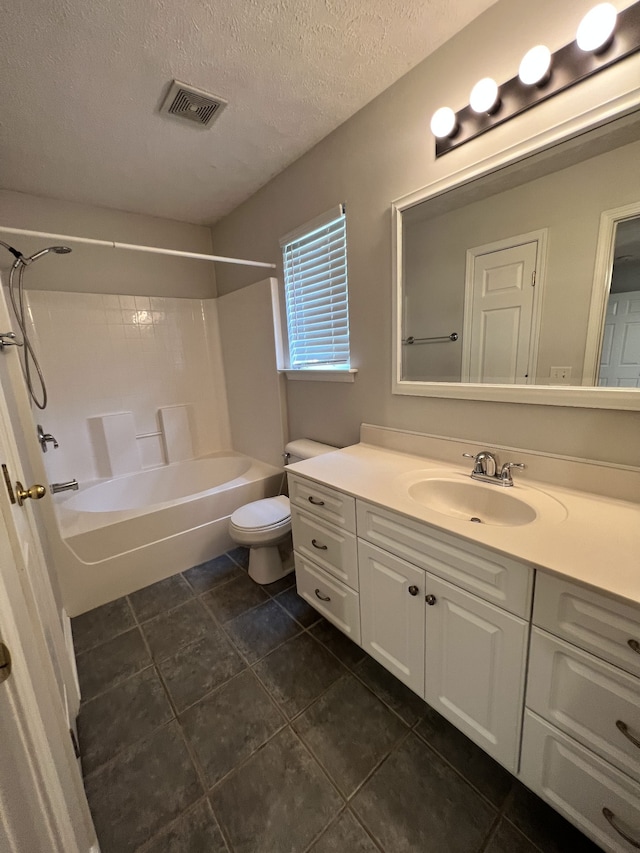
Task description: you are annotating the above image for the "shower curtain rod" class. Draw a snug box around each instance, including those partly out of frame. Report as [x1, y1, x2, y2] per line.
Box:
[0, 225, 276, 269]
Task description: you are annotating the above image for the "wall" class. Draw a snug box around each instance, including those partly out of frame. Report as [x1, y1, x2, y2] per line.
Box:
[0, 189, 217, 298]
[403, 138, 640, 383]
[210, 0, 640, 467]
[25, 290, 230, 485]
[216, 278, 287, 468]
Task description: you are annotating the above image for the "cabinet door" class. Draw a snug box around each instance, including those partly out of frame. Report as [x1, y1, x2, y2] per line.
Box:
[424, 573, 528, 773]
[359, 541, 425, 697]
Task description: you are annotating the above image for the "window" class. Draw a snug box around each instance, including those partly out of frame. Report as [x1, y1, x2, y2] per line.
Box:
[280, 204, 353, 378]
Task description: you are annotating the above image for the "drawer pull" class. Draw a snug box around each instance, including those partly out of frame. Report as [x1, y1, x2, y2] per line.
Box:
[629, 639, 640, 655]
[602, 808, 640, 849]
[616, 720, 640, 750]
[311, 539, 328, 551]
[308, 496, 325, 506]
[314, 588, 331, 602]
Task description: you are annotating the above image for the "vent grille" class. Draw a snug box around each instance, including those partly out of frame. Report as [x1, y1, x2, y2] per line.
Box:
[160, 80, 227, 128]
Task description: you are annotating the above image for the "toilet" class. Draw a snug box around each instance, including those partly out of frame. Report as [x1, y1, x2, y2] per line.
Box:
[229, 439, 338, 585]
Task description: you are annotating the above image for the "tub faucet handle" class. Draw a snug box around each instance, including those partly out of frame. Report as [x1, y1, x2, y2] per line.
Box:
[37, 424, 59, 453]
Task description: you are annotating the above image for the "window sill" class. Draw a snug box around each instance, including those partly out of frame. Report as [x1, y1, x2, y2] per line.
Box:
[280, 368, 357, 383]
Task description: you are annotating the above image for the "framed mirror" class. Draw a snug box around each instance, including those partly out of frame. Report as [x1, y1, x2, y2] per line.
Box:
[392, 98, 640, 409]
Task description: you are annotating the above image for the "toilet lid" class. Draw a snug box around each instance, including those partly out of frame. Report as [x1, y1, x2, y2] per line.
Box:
[230, 495, 290, 530]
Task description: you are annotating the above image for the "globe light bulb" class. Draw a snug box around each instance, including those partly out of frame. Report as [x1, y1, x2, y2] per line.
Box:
[518, 45, 552, 85]
[469, 78, 499, 114]
[576, 3, 617, 52]
[430, 107, 457, 138]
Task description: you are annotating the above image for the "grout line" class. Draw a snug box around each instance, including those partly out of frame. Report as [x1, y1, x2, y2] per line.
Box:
[476, 812, 503, 853]
[81, 717, 176, 782]
[206, 720, 289, 796]
[77, 657, 155, 706]
[299, 806, 350, 853]
[347, 807, 386, 853]
[346, 727, 414, 805]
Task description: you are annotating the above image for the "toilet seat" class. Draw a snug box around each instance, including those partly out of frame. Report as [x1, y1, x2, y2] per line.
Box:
[230, 495, 290, 530]
[229, 496, 291, 546]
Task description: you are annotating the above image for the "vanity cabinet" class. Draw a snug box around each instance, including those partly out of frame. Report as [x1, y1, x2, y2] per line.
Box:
[289, 474, 531, 774]
[521, 574, 640, 852]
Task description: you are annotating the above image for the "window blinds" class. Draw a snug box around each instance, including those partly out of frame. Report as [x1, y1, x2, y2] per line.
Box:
[281, 205, 350, 369]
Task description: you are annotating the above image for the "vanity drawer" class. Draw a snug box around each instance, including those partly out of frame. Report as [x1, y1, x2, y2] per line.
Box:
[534, 573, 640, 679]
[520, 710, 640, 853]
[295, 554, 361, 644]
[356, 500, 533, 618]
[291, 508, 358, 590]
[288, 474, 356, 533]
[527, 628, 640, 783]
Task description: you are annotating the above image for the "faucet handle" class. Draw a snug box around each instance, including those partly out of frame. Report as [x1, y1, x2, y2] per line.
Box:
[499, 462, 526, 485]
[462, 452, 484, 474]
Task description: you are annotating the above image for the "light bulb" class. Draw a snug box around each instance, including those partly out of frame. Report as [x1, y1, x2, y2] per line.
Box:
[576, 3, 617, 51]
[469, 78, 499, 114]
[518, 45, 552, 85]
[430, 107, 457, 138]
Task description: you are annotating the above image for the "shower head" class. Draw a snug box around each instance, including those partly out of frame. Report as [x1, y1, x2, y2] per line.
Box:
[21, 245, 72, 264]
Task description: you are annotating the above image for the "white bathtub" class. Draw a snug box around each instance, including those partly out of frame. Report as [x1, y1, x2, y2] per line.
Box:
[55, 452, 282, 614]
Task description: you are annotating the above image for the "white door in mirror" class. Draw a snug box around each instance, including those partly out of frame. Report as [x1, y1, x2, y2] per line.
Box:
[463, 240, 539, 383]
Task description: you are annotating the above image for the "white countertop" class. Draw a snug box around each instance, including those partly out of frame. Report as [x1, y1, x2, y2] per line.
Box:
[287, 443, 640, 607]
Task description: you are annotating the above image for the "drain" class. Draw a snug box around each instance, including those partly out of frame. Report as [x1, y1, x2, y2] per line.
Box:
[470, 517, 483, 523]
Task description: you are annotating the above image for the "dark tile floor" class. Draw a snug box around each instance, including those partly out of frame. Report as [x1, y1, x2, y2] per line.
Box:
[73, 547, 602, 853]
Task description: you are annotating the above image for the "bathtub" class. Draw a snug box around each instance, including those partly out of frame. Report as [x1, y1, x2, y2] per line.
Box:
[55, 452, 282, 615]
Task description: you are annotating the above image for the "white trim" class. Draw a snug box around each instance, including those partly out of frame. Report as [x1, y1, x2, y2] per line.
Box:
[278, 204, 344, 247]
[583, 199, 640, 384]
[0, 225, 275, 269]
[281, 368, 357, 382]
[391, 85, 640, 410]
[461, 230, 548, 383]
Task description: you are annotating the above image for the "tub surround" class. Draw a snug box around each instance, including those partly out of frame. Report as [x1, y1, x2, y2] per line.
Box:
[287, 425, 640, 607]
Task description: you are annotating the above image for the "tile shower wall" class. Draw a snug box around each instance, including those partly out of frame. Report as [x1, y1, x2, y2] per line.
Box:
[25, 290, 231, 486]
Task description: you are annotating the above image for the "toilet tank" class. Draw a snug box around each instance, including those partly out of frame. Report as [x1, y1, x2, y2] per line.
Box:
[285, 439, 339, 464]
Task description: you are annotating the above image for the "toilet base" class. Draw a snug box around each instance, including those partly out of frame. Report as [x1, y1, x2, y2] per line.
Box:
[248, 544, 294, 585]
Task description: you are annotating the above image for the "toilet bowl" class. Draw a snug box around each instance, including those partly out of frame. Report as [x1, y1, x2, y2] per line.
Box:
[229, 439, 338, 585]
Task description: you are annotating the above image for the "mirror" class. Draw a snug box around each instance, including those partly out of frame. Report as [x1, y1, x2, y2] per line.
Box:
[394, 107, 640, 408]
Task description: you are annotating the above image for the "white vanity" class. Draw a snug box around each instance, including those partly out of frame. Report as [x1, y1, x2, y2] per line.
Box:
[287, 426, 640, 853]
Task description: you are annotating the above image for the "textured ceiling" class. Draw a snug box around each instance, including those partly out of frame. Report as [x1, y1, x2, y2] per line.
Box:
[0, 0, 496, 225]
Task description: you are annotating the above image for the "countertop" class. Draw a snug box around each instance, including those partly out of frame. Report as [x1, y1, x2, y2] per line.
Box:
[287, 443, 640, 608]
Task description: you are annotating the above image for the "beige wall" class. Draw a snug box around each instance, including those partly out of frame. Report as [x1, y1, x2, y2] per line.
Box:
[210, 0, 640, 466]
[0, 190, 217, 298]
[403, 138, 640, 383]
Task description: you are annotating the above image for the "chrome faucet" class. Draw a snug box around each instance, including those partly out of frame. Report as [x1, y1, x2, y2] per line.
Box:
[50, 479, 79, 494]
[463, 452, 525, 487]
[37, 424, 59, 452]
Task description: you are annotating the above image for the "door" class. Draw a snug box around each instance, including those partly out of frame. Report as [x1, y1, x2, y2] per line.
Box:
[359, 540, 425, 696]
[423, 573, 528, 773]
[462, 237, 542, 383]
[598, 290, 640, 386]
[0, 280, 80, 726]
[0, 389, 97, 850]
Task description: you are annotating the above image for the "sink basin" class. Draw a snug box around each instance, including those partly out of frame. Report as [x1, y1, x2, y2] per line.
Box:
[400, 472, 567, 527]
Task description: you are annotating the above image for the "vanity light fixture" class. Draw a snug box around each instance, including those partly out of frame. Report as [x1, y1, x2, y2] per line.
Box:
[576, 3, 617, 52]
[518, 45, 552, 86]
[430, 106, 457, 138]
[434, 0, 640, 157]
[469, 78, 500, 113]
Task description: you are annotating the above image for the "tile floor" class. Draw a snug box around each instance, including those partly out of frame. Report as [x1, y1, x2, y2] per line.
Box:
[73, 547, 602, 853]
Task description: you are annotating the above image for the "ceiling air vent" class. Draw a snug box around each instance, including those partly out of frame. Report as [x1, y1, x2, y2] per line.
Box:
[160, 80, 228, 129]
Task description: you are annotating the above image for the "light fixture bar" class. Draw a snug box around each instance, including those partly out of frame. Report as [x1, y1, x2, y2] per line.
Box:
[436, 0, 640, 157]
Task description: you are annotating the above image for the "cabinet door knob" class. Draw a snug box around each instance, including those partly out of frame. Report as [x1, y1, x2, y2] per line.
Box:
[425, 594, 437, 606]
[408, 585, 419, 596]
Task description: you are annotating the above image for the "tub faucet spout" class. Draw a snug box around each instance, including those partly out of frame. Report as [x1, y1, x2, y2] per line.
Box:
[50, 479, 79, 494]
